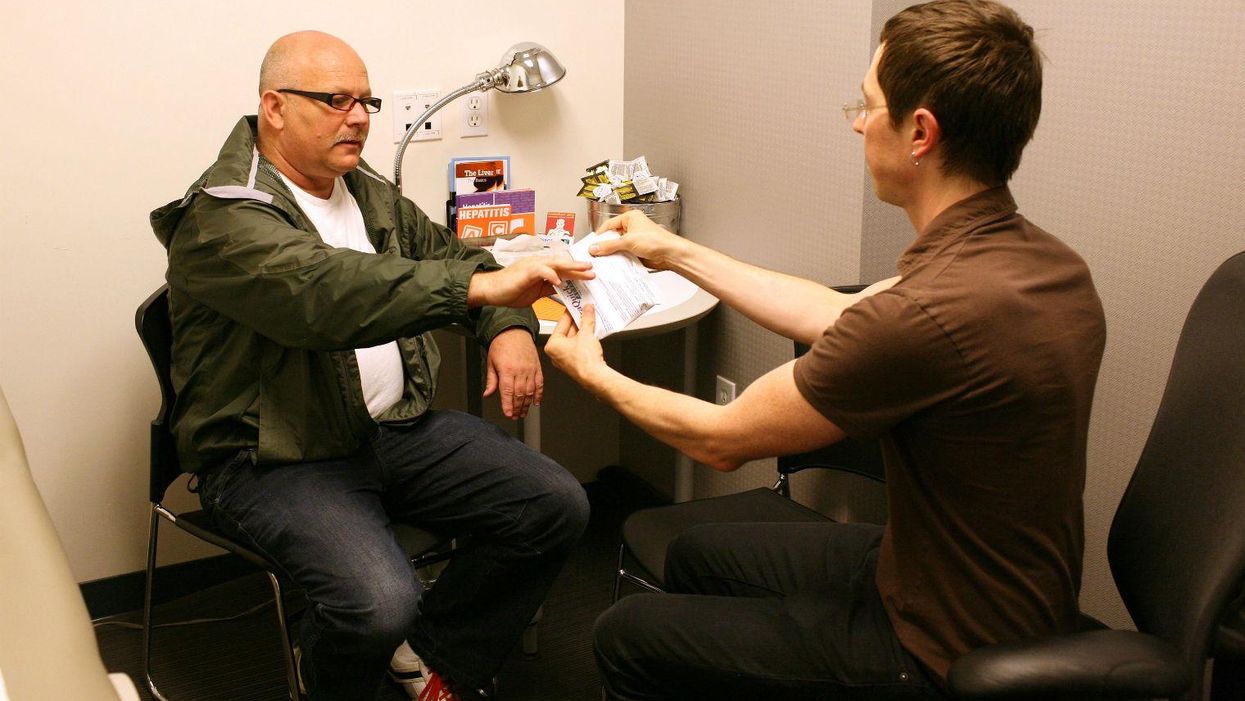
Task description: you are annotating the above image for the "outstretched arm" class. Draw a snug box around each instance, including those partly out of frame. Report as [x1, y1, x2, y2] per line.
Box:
[544, 305, 846, 471]
[591, 211, 898, 345]
[467, 256, 594, 309]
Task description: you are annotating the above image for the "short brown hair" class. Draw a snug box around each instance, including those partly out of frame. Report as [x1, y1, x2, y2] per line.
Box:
[879, 0, 1042, 185]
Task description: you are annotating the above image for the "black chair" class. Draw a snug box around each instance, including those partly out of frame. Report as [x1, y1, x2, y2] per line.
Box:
[612, 284, 887, 601]
[948, 251, 1245, 700]
[613, 434, 885, 600]
[136, 285, 452, 701]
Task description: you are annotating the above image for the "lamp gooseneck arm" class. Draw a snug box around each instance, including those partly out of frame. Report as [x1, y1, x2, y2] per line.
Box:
[392, 75, 495, 191]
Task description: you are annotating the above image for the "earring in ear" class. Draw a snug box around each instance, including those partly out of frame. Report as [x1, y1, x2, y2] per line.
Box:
[910, 152, 920, 167]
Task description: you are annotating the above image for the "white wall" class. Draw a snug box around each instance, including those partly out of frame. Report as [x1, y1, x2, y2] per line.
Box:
[0, 0, 623, 583]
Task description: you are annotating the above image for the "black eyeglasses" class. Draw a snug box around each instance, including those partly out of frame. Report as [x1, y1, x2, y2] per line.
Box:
[278, 89, 382, 114]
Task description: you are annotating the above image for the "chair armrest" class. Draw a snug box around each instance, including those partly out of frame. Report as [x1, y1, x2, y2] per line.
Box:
[947, 629, 1190, 699]
[783, 282, 887, 484]
[831, 283, 871, 295]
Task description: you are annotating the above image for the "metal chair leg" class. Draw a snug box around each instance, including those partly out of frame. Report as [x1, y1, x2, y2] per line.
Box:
[142, 507, 171, 701]
[266, 572, 301, 700]
[612, 544, 626, 603]
[613, 544, 665, 602]
[144, 504, 301, 700]
[521, 605, 543, 657]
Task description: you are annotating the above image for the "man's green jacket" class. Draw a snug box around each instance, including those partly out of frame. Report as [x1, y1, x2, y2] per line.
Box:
[150, 116, 536, 473]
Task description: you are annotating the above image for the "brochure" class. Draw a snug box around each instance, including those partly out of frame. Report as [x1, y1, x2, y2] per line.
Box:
[455, 188, 536, 239]
[448, 156, 510, 195]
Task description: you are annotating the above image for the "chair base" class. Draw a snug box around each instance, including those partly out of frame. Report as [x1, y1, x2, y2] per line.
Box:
[142, 504, 304, 701]
[140, 503, 538, 699]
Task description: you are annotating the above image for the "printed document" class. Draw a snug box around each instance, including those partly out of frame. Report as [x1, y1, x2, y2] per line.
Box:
[554, 231, 657, 338]
[491, 233, 658, 338]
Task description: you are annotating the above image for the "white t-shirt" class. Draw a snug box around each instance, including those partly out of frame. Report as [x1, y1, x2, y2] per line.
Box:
[280, 174, 405, 418]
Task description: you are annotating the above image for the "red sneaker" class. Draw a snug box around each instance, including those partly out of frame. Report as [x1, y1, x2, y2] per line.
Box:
[416, 668, 495, 700]
[417, 671, 458, 701]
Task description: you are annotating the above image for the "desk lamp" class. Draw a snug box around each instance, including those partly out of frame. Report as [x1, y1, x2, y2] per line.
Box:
[392, 42, 567, 190]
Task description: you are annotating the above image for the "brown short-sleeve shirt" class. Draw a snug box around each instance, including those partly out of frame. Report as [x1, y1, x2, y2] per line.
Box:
[794, 187, 1106, 680]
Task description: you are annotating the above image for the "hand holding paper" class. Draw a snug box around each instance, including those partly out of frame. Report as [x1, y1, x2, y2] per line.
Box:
[592, 210, 688, 271]
[546, 304, 607, 387]
[554, 231, 657, 338]
[468, 255, 594, 309]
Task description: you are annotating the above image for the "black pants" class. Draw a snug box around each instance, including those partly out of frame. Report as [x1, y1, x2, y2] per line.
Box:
[594, 522, 946, 700]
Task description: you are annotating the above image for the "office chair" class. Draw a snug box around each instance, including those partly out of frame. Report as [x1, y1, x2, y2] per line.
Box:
[948, 250, 1245, 701]
[0, 384, 140, 700]
[136, 285, 455, 701]
[612, 284, 887, 601]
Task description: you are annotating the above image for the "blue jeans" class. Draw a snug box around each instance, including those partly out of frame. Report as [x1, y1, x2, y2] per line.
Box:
[594, 522, 945, 700]
[198, 410, 590, 700]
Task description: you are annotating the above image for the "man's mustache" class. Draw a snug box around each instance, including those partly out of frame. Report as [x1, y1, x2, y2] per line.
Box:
[334, 131, 367, 144]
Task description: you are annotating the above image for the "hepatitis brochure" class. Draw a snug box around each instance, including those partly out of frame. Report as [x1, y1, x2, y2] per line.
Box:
[554, 231, 656, 338]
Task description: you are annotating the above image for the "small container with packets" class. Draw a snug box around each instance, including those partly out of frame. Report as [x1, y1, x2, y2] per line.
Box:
[580, 156, 681, 233]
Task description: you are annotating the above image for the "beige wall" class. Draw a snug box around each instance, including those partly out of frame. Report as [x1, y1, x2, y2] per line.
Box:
[5, 0, 1243, 636]
[621, 0, 873, 497]
[623, 0, 1245, 630]
[0, 1, 623, 583]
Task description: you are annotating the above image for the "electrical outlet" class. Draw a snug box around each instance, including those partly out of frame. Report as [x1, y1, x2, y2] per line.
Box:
[715, 376, 736, 405]
[461, 93, 488, 138]
[393, 89, 441, 143]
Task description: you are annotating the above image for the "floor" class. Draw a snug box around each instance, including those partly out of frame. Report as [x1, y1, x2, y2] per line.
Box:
[94, 472, 662, 700]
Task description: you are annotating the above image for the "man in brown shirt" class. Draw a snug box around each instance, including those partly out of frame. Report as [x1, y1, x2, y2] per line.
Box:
[547, 1, 1105, 699]
[794, 185, 1104, 678]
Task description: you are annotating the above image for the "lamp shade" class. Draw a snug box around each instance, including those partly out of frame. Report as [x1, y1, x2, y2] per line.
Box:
[395, 41, 566, 190]
[492, 42, 566, 93]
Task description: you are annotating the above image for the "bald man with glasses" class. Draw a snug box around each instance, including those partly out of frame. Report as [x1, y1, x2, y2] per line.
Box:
[151, 30, 592, 701]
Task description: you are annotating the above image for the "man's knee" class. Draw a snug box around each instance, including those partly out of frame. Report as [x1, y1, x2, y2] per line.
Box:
[593, 597, 649, 673]
[318, 570, 422, 651]
[593, 595, 675, 700]
[664, 523, 730, 587]
[553, 470, 591, 540]
[523, 464, 590, 553]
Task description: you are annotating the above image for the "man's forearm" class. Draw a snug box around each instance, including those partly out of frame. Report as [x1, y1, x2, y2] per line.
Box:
[578, 364, 743, 472]
[666, 243, 864, 344]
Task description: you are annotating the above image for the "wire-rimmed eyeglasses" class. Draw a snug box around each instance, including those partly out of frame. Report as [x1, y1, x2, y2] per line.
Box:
[278, 89, 383, 114]
[842, 99, 887, 122]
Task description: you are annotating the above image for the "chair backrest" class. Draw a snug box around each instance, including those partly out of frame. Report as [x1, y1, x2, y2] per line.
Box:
[778, 438, 886, 484]
[1108, 251, 1245, 689]
[782, 304, 887, 486]
[134, 285, 183, 504]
